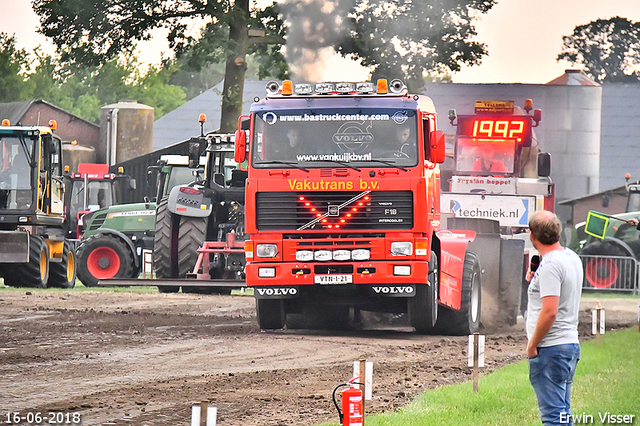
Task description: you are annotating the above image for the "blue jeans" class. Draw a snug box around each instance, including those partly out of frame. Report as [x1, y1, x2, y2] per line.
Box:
[528, 343, 580, 425]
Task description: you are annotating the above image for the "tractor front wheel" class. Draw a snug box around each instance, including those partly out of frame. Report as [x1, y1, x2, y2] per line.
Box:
[76, 235, 135, 287]
[49, 240, 77, 289]
[4, 235, 50, 288]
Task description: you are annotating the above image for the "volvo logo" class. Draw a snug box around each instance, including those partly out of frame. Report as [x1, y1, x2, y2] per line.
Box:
[255, 287, 298, 298]
[372, 285, 415, 296]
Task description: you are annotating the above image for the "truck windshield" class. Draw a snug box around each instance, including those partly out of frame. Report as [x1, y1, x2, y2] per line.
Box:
[0, 136, 33, 209]
[454, 137, 516, 175]
[251, 108, 418, 168]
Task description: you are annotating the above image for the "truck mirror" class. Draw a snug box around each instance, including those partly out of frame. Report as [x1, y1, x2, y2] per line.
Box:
[129, 178, 137, 190]
[146, 168, 158, 189]
[188, 142, 200, 168]
[537, 152, 551, 177]
[430, 130, 446, 164]
[234, 130, 247, 163]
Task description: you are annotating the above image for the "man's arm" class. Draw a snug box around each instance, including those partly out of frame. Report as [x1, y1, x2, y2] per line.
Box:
[527, 295, 559, 358]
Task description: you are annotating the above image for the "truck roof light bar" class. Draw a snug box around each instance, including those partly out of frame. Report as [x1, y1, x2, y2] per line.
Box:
[335, 82, 355, 93]
[281, 80, 293, 95]
[315, 83, 334, 94]
[377, 79, 388, 94]
[266, 80, 280, 95]
[389, 79, 405, 94]
[295, 83, 314, 95]
[356, 82, 375, 94]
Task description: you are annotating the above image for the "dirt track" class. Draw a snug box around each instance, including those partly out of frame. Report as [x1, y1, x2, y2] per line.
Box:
[0, 288, 637, 426]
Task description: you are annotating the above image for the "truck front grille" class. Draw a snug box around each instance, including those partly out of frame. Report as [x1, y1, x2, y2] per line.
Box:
[256, 191, 413, 231]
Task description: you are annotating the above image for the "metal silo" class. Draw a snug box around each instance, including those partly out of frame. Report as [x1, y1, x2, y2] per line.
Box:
[99, 101, 154, 165]
[544, 70, 602, 201]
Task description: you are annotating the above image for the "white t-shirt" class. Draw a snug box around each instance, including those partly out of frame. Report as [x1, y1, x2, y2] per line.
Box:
[526, 248, 583, 347]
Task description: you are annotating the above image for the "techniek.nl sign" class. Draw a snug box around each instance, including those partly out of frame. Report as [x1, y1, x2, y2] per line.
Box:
[440, 193, 537, 227]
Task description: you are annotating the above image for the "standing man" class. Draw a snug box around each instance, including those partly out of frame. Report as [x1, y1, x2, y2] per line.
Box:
[526, 210, 583, 426]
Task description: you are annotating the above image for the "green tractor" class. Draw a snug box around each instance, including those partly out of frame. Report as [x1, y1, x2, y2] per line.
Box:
[74, 154, 203, 286]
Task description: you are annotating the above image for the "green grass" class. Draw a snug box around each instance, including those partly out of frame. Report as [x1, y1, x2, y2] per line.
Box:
[581, 291, 640, 299]
[0, 280, 160, 293]
[0, 280, 253, 295]
[318, 328, 640, 426]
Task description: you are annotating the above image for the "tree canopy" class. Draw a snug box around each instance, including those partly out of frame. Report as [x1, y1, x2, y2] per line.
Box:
[340, 0, 494, 92]
[33, 0, 287, 132]
[0, 32, 186, 123]
[31, 0, 495, 128]
[558, 16, 640, 84]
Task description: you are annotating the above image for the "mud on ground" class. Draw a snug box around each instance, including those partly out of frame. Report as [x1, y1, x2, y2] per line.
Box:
[0, 289, 636, 426]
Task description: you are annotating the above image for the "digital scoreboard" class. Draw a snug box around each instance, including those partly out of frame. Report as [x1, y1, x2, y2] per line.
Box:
[456, 116, 533, 146]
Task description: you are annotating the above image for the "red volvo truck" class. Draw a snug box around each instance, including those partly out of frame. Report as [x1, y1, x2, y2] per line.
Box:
[231, 79, 523, 333]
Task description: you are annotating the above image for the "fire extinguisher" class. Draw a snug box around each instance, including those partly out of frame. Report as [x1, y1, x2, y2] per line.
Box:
[332, 376, 364, 426]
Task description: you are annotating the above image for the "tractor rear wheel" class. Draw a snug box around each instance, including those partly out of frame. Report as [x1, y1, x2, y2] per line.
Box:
[76, 235, 135, 287]
[5, 235, 50, 288]
[256, 299, 286, 330]
[49, 240, 77, 289]
[154, 197, 180, 293]
[177, 215, 208, 294]
[409, 251, 439, 333]
[434, 251, 481, 335]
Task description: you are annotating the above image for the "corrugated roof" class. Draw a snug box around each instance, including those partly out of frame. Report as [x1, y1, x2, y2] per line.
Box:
[546, 69, 600, 86]
[0, 99, 99, 128]
[0, 100, 35, 124]
[153, 80, 266, 150]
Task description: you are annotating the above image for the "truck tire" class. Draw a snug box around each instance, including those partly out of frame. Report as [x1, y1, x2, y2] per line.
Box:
[49, 240, 77, 289]
[4, 235, 50, 288]
[76, 235, 135, 287]
[177, 215, 208, 294]
[256, 299, 285, 330]
[434, 251, 481, 335]
[409, 251, 439, 333]
[154, 197, 180, 293]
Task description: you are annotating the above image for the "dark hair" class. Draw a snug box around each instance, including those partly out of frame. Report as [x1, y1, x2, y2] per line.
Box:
[528, 210, 562, 245]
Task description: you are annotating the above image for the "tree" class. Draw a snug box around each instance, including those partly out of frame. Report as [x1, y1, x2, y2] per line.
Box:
[558, 17, 640, 84]
[338, 0, 495, 93]
[32, 0, 287, 132]
[0, 33, 33, 102]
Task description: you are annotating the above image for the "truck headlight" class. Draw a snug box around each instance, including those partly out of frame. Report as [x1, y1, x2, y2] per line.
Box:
[352, 249, 370, 261]
[393, 265, 411, 276]
[391, 242, 412, 256]
[332, 250, 351, 261]
[256, 244, 278, 258]
[296, 250, 313, 261]
[258, 267, 276, 278]
[314, 250, 332, 261]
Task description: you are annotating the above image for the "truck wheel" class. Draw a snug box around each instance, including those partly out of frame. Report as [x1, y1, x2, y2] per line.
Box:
[4, 235, 50, 288]
[434, 251, 481, 335]
[76, 235, 134, 287]
[256, 299, 285, 330]
[409, 251, 439, 333]
[49, 240, 77, 289]
[177, 215, 208, 294]
[154, 197, 179, 293]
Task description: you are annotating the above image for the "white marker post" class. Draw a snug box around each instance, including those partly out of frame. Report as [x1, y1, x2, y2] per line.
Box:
[468, 333, 485, 393]
[353, 359, 373, 425]
[191, 402, 217, 426]
[592, 303, 605, 344]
